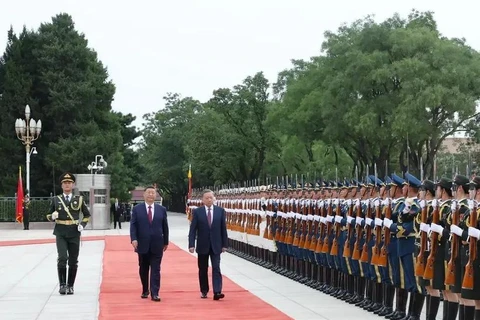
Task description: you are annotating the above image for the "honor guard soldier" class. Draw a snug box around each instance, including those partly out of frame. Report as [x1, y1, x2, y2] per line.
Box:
[47, 173, 91, 295]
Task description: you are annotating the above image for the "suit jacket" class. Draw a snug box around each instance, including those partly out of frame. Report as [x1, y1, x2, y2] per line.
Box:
[188, 205, 228, 255]
[111, 202, 123, 215]
[130, 203, 169, 255]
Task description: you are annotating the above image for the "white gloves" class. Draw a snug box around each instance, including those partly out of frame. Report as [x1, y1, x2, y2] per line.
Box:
[355, 199, 361, 207]
[383, 218, 393, 229]
[450, 224, 463, 237]
[430, 223, 444, 235]
[374, 199, 380, 207]
[51, 211, 59, 220]
[78, 225, 84, 232]
[365, 217, 373, 226]
[420, 222, 430, 233]
[468, 200, 475, 210]
[468, 227, 480, 239]
[347, 216, 355, 224]
[451, 200, 457, 212]
[419, 200, 426, 209]
[334, 215, 343, 223]
[431, 199, 439, 208]
[326, 215, 334, 223]
[374, 218, 383, 227]
[356, 217, 364, 226]
[320, 217, 327, 224]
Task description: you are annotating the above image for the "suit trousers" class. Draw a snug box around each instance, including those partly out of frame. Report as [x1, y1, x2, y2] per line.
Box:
[138, 251, 163, 296]
[198, 247, 222, 294]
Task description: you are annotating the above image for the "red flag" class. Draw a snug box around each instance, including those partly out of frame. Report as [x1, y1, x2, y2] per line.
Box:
[15, 166, 24, 223]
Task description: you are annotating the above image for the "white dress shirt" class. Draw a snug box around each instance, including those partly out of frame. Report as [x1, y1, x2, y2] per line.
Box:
[145, 202, 155, 219]
[63, 193, 72, 201]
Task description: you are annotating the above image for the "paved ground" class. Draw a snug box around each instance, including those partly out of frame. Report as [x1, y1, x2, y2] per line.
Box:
[0, 213, 389, 320]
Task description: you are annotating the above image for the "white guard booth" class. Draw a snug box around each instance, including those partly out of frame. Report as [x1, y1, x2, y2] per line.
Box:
[73, 173, 111, 230]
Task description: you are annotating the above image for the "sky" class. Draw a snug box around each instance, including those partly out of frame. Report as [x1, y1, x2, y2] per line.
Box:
[1, 0, 479, 131]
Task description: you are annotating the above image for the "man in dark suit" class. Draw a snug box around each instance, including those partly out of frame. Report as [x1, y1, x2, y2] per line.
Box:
[188, 189, 228, 300]
[111, 198, 123, 229]
[130, 186, 169, 302]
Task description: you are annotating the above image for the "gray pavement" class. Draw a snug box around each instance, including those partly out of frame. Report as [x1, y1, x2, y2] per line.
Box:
[0, 213, 392, 320]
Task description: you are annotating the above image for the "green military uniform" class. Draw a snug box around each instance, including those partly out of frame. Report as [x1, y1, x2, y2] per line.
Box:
[46, 173, 91, 295]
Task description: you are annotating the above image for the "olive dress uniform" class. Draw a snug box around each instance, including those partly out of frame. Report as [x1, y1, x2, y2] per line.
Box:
[47, 173, 91, 295]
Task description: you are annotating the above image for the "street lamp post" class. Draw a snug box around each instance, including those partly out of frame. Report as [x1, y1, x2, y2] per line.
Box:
[87, 155, 108, 186]
[15, 105, 42, 195]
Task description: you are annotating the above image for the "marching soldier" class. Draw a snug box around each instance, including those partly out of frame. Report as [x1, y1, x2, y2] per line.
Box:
[46, 173, 91, 295]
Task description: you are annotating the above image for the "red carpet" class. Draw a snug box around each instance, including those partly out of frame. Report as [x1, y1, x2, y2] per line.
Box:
[0, 235, 105, 247]
[99, 236, 292, 320]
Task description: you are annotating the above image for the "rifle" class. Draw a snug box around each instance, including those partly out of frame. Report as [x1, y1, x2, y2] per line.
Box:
[371, 164, 383, 265]
[415, 160, 427, 276]
[424, 157, 438, 280]
[377, 180, 391, 267]
[310, 194, 320, 251]
[361, 198, 374, 263]
[303, 194, 313, 250]
[316, 186, 327, 254]
[462, 181, 477, 289]
[330, 169, 341, 256]
[321, 188, 334, 253]
[343, 192, 355, 258]
[445, 181, 459, 286]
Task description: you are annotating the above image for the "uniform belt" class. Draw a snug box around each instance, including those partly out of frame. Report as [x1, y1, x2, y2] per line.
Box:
[397, 234, 416, 238]
[55, 219, 78, 225]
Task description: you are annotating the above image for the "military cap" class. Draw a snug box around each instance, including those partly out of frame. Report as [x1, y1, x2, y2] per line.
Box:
[315, 181, 321, 190]
[472, 176, 480, 189]
[454, 174, 470, 187]
[437, 177, 453, 190]
[384, 176, 393, 184]
[60, 172, 75, 184]
[422, 180, 435, 195]
[404, 172, 421, 188]
[368, 175, 383, 187]
[391, 173, 404, 187]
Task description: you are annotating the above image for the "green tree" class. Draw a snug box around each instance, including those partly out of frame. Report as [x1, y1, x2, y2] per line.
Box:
[0, 13, 138, 198]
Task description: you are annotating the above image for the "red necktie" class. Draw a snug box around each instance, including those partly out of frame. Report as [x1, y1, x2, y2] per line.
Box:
[207, 207, 212, 227]
[148, 206, 153, 224]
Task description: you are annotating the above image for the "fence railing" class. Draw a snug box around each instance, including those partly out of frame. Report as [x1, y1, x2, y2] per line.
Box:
[0, 197, 52, 222]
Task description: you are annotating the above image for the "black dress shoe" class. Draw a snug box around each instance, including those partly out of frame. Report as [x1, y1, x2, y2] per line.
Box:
[59, 284, 67, 295]
[151, 295, 161, 302]
[201, 292, 208, 299]
[141, 292, 149, 299]
[213, 293, 225, 300]
[66, 286, 74, 295]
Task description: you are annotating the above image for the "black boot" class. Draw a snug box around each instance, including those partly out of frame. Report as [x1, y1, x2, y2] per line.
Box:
[474, 309, 480, 320]
[443, 300, 449, 319]
[465, 306, 475, 320]
[389, 288, 408, 320]
[58, 267, 67, 295]
[378, 284, 395, 316]
[447, 302, 459, 320]
[426, 296, 440, 320]
[408, 293, 425, 320]
[67, 266, 78, 295]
